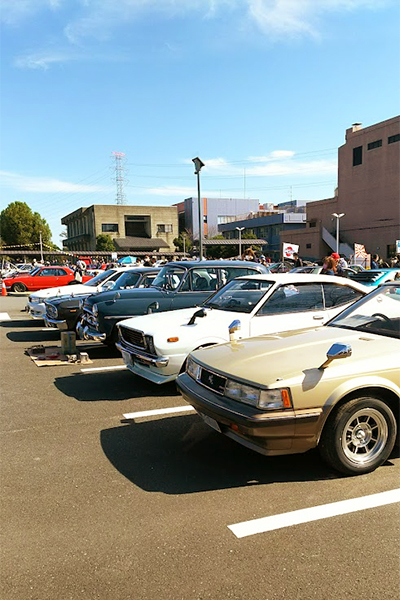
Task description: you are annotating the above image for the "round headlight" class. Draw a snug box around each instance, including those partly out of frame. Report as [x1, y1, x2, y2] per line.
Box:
[92, 304, 98, 316]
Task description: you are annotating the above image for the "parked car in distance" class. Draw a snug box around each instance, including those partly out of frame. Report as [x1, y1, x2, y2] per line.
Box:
[349, 268, 400, 287]
[44, 267, 161, 332]
[2, 265, 93, 293]
[268, 261, 294, 273]
[177, 282, 400, 476]
[77, 260, 268, 345]
[26, 267, 148, 320]
[117, 273, 368, 385]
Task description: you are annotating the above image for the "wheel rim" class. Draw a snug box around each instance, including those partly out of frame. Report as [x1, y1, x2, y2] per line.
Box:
[341, 408, 388, 466]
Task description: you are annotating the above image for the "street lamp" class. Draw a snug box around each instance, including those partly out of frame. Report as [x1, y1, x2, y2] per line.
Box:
[236, 227, 245, 258]
[332, 213, 345, 254]
[192, 157, 205, 260]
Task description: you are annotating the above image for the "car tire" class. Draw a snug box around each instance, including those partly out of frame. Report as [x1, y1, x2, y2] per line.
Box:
[11, 282, 27, 293]
[319, 397, 397, 475]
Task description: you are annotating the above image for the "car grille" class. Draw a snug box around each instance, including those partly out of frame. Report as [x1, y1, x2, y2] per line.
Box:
[119, 326, 146, 350]
[46, 304, 57, 319]
[199, 367, 227, 395]
[83, 308, 98, 326]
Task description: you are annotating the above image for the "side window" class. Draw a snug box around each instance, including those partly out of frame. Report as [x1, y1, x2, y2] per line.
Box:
[120, 273, 140, 289]
[323, 284, 364, 308]
[257, 284, 324, 315]
[184, 268, 219, 292]
[56, 269, 68, 276]
[140, 274, 157, 288]
[38, 269, 54, 277]
[218, 267, 260, 286]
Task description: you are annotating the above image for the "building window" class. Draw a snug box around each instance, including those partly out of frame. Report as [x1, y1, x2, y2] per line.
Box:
[157, 224, 173, 233]
[306, 243, 311, 249]
[217, 216, 237, 225]
[388, 134, 400, 144]
[309, 221, 317, 228]
[367, 139, 382, 150]
[102, 224, 119, 233]
[353, 146, 363, 166]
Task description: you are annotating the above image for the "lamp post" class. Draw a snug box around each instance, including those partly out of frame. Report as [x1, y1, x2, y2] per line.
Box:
[236, 227, 245, 258]
[192, 157, 205, 260]
[332, 212, 345, 254]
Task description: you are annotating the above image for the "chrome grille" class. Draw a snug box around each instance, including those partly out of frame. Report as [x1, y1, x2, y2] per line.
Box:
[119, 326, 146, 350]
[83, 308, 98, 326]
[46, 303, 58, 319]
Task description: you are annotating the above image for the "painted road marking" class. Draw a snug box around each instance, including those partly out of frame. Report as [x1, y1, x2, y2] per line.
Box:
[123, 406, 195, 420]
[81, 365, 127, 373]
[228, 488, 400, 538]
[0, 313, 11, 321]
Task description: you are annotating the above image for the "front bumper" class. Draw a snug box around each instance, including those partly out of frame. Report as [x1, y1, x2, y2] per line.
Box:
[27, 301, 46, 319]
[76, 320, 106, 342]
[44, 316, 68, 331]
[176, 373, 321, 456]
[116, 341, 174, 384]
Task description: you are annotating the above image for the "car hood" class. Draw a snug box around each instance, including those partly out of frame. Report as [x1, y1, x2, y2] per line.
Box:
[30, 284, 93, 299]
[190, 326, 399, 388]
[84, 286, 168, 308]
[119, 306, 244, 335]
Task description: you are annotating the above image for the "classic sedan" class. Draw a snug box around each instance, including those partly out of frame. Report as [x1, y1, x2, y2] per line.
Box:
[117, 274, 367, 384]
[3, 265, 92, 293]
[177, 283, 400, 475]
[77, 261, 268, 345]
[43, 267, 160, 332]
[27, 267, 155, 320]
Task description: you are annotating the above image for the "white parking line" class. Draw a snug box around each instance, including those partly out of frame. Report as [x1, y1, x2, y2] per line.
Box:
[228, 488, 400, 538]
[81, 365, 127, 372]
[0, 313, 11, 321]
[123, 406, 196, 420]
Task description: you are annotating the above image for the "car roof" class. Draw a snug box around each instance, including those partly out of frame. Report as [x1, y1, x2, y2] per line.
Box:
[164, 260, 266, 268]
[233, 272, 369, 289]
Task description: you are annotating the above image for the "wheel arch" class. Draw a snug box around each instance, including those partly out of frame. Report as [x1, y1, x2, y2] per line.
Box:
[317, 384, 399, 445]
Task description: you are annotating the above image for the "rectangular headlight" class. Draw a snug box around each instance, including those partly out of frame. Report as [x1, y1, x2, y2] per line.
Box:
[186, 356, 200, 380]
[225, 380, 260, 406]
[144, 334, 156, 355]
[225, 380, 292, 410]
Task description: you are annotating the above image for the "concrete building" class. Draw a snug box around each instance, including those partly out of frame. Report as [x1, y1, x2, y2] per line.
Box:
[176, 197, 260, 240]
[218, 201, 307, 260]
[62, 204, 179, 252]
[282, 116, 400, 261]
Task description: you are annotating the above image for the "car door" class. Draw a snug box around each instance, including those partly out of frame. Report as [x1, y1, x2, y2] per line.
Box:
[170, 267, 219, 310]
[31, 267, 55, 290]
[55, 268, 72, 286]
[249, 282, 326, 336]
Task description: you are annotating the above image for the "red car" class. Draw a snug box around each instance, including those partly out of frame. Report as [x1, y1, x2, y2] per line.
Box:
[2, 266, 92, 293]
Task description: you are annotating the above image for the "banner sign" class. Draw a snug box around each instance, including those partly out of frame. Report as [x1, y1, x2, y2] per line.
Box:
[282, 243, 299, 259]
[354, 243, 368, 258]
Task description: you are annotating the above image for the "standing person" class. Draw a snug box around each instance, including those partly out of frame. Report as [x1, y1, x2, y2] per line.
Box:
[74, 265, 83, 282]
[293, 253, 303, 268]
[371, 254, 379, 269]
[321, 256, 337, 275]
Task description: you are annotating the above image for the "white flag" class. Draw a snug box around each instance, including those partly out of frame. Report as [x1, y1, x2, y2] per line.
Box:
[283, 243, 299, 259]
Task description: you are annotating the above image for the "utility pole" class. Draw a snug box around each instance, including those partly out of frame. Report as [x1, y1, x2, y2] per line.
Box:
[39, 232, 43, 263]
[112, 151, 128, 205]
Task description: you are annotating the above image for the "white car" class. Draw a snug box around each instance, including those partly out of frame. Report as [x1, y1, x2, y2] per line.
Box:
[26, 267, 137, 319]
[116, 273, 368, 384]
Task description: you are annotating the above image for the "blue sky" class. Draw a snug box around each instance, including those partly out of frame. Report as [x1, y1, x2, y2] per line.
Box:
[1, 0, 399, 245]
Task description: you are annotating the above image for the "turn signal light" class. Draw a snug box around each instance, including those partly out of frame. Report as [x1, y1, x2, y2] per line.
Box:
[281, 389, 291, 408]
[167, 337, 179, 343]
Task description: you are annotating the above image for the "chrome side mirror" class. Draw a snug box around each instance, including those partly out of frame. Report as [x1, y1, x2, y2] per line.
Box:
[188, 308, 207, 325]
[319, 343, 352, 369]
[229, 319, 241, 342]
[113, 292, 121, 302]
[147, 301, 159, 314]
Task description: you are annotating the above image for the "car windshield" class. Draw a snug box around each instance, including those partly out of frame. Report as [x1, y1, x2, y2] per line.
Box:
[84, 269, 117, 286]
[29, 267, 42, 276]
[204, 279, 273, 313]
[113, 271, 141, 289]
[151, 266, 186, 290]
[328, 284, 400, 339]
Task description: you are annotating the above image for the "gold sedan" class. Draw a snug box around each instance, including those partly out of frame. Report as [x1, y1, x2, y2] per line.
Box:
[177, 283, 400, 475]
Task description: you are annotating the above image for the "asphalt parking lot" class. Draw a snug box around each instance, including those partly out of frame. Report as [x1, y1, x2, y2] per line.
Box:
[1, 294, 399, 600]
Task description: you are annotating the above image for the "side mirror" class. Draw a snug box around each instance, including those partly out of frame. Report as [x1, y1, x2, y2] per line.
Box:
[147, 301, 159, 314]
[113, 292, 121, 302]
[229, 319, 241, 342]
[188, 308, 207, 325]
[319, 343, 352, 369]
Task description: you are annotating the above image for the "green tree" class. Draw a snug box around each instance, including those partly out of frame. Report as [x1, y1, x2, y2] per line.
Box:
[0, 201, 52, 248]
[96, 234, 115, 252]
[173, 231, 193, 254]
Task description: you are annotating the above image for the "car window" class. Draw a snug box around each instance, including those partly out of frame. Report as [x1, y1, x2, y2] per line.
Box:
[115, 272, 141, 289]
[218, 267, 261, 286]
[85, 269, 118, 286]
[257, 283, 324, 315]
[151, 266, 186, 290]
[181, 268, 219, 292]
[139, 274, 157, 288]
[55, 268, 68, 276]
[38, 268, 56, 276]
[322, 283, 364, 308]
[205, 279, 273, 313]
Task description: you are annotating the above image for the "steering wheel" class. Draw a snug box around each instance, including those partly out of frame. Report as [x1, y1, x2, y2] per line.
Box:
[372, 313, 394, 329]
[227, 298, 241, 308]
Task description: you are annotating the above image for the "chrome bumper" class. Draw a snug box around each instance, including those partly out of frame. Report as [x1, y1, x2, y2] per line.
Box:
[76, 320, 107, 342]
[116, 341, 169, 368]
[44, 316, 68, 331]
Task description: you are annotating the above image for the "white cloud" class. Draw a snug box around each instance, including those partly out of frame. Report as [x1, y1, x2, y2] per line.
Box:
[0, 0, 64, 25]
[0, 171, 112, 194]
[14, 50, 78, 70]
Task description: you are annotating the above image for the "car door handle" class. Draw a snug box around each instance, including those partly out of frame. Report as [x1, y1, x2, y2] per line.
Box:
[313, 315, 324, 320]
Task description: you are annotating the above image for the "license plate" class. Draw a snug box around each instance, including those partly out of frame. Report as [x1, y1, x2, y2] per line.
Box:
[121, 350, 133, 367]
[197, 411, 221, 433]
